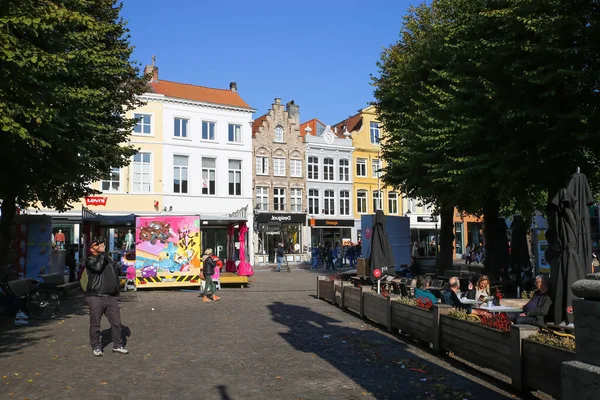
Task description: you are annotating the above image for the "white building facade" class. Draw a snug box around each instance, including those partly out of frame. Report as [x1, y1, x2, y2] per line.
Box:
[303, 124, 357, 245]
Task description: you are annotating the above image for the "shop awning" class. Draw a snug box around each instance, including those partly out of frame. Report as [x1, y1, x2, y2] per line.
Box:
[82, 211, 136, 227]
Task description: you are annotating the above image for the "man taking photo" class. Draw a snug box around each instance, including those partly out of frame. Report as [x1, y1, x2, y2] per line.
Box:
[85, 238, 128, 356]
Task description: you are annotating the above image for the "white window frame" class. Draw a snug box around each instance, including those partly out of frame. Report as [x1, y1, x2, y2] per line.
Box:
[256, 187, 269, 211]
[132, 152, 152, 192]
[339, 190, 350, 216]
[356, 158, 367, 177]
[370, 121, 380, 144]
[274, 125, 284, 142]
[308, 189, 319, 215]
[173, 117, 189, 139]
[324, 190, 335, 216]
[273, 158, 286, 177]
[273, 187, 286, 211]
[373, 190, 382, 211]
[101, 167, 121, 192]
[173, 155, 189, 194]
[357, 190, 368, 214]
[290, 188, 302, 212]
[372, 159, 382, 178]
[201, 157, 216, 196]
[228, 123, 242, 143]
[201, 121, 216, 141]
[339, 159, 350, 182]
[323, 158, 334, 181]
[228, 160, 242, 196]
[388, 192, 398, 214]
[307, 156, 319, 180]
[256, 156, 269, 176]
[290, 159, 302, 178]
[133, 113, 152, 136]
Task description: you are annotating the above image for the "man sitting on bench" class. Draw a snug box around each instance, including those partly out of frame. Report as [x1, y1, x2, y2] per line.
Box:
[510, 274, 552, 326]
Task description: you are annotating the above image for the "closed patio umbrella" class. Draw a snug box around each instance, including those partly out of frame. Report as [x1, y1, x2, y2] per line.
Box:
[369, 210, 395, 283]
[510, 215, 531, 294]
[566, 172, 594, 276]
[546, 187, 579, 325]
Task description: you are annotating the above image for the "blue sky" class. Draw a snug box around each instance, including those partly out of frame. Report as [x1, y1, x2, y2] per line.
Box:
[121, 0, 414, 125]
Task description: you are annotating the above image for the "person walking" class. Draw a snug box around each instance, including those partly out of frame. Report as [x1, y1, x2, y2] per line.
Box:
[66, 248, 77, 283]
[85, 238, 128, 357]
[275, 243, 285, 272]
[201, 249, 220, 302]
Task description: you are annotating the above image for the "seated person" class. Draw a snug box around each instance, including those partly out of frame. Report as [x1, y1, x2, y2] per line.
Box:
[441, 276, 471, 313]
[511, 274, 552, 326]
[414, 275, 439, 304]
[462, 275, 491, 302]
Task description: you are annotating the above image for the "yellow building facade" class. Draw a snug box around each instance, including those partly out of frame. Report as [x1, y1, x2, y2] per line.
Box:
[334, 106, 401, 240]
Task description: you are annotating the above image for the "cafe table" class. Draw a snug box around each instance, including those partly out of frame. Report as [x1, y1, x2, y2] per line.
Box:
[460, 298, 482, 305]
[478, 305, 523, 314]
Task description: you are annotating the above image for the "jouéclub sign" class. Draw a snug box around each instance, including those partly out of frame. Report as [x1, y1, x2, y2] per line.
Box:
[85, 196, 108, 206]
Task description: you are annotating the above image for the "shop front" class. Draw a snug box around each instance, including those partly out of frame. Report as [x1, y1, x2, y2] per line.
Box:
[254, 213, 307, 264]
[453, 210, 484, 259]
[309, 218, 355, 248]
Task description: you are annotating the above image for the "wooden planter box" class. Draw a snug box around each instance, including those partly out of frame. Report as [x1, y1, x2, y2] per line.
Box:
[343, 286, 361, 314]
[363, 292, 390, 328]
[440, 315, 512, 377]
[523, 339, 576, 399]
[391, 301, 434, 343]
[317, 279, 335, 303]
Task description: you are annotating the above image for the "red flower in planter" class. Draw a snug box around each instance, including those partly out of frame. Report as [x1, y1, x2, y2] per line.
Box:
[416, 298, 433, 310]
[566, 306, 573, 314]
[480, 312, 511, 332]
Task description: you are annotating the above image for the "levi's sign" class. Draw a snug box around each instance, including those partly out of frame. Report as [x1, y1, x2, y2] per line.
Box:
[85, 196, 108, 206]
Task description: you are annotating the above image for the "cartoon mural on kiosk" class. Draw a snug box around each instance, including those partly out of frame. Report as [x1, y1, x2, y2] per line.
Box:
[134, 216, 202, 288]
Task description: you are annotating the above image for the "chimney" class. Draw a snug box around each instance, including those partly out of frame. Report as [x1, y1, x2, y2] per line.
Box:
[230, 82, 237, 92]
[274, 98, 282, 106]
[286, 100, 300, 124]
[334, 127, 338, 134]
[144, 65, 158, 83]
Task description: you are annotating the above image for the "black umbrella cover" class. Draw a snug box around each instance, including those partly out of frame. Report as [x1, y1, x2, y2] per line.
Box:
[369, 210, 395, 278]
[566, 172, 594, 274]
[510, 215, 531, 279]
[546, 188, 579, 325]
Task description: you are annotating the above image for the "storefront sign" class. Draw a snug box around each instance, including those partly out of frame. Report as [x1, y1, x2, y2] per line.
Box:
[266, 231, 281, 236]
[417, 216, 438, 223]
[256, 213, 306, 224]
[313, 219, 355, 227]
[85, 196, 108, 206]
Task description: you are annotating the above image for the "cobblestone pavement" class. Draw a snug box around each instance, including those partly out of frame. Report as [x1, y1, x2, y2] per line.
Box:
[0, 270, 522, 400]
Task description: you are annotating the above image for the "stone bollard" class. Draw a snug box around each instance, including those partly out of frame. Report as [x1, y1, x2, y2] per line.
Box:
[561, 274, 600, 399]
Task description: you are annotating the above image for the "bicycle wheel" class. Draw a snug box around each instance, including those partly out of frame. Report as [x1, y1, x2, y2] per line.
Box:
[26, 289, 60, 320]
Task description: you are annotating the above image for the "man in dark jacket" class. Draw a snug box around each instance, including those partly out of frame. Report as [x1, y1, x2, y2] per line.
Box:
[441, 277, 472, 313]
[85, 238, 128, 357]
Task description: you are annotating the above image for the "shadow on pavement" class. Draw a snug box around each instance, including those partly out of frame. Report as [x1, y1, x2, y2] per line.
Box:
[268, 301, 513, 400]
[217, 385, 232, 400]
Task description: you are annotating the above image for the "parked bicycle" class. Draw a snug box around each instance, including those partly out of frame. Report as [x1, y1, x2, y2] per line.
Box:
[0, 278, 60, 320]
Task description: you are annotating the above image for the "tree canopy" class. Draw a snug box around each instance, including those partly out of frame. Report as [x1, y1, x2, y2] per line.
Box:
[373, 0, 600, 275]
[0, 0, 147, 271]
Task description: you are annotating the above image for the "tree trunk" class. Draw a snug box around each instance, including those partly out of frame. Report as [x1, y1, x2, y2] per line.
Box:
[437, 207, 455, 275]
[0, 196, 16, 279]
[483, 198, 500, 278]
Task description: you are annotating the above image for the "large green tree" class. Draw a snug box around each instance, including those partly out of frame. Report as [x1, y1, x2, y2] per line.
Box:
[0, 0, 147, 274]
[374, 0, 600, 278]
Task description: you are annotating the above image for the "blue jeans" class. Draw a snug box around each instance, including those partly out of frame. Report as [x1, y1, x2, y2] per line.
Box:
[277, 256, 283, 271]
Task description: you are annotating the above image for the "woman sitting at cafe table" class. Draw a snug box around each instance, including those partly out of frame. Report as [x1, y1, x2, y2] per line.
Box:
[508, 274, 552, 327]
[462, 275, 491, 302]
[414, 275, 439, 304]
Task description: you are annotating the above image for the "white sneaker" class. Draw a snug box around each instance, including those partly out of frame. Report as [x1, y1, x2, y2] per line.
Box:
[16, 312, 29, 320]
[112, 347, 129, 354]
[93, 349, 103, 357]
[14, 318, 28, 326]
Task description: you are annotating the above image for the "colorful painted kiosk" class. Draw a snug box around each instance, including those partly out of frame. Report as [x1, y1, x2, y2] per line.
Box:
[82, 209, 249, 289]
